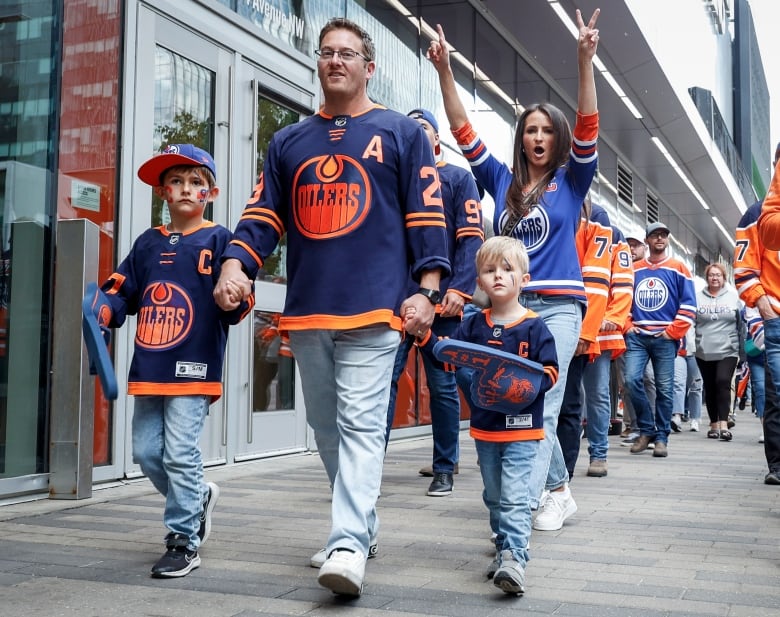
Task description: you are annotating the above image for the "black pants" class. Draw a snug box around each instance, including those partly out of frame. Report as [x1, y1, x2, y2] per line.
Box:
[557, 354, 588, 479]
[695, 356, 738, 424]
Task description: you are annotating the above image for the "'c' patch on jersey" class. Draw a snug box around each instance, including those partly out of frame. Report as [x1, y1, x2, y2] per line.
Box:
[503, 206, 549, 253]
[292, 154, 372, 239]
[635, 277, 669, 312]
[136, 281, 194, 350]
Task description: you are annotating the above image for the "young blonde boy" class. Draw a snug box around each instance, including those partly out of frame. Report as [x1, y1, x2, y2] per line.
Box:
[416, 236, 558, 595]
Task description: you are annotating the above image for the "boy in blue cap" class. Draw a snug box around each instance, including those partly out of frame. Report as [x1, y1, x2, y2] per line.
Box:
[99, 144, 253, 577]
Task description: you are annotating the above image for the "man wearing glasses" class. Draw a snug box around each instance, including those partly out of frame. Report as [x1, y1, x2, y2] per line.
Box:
[621, 222, 697, 458]
[214, 18, 449, 597]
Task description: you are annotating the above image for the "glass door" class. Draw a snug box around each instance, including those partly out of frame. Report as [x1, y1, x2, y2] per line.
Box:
[115, 7, 233, 478]
[229, 66, 308, 461]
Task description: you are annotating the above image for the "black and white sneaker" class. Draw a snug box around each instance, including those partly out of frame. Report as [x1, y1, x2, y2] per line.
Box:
[197, 481, 220, 545]
[427, 472, 453, 496]
[151, 533, 200, 578]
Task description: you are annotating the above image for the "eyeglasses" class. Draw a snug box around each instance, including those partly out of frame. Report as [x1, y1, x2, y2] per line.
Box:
[315, 48, 370, 62]
[647, 231, 669, 239]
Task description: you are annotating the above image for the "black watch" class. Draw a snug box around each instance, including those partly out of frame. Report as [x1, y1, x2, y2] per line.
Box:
[416, 287, 442, 305]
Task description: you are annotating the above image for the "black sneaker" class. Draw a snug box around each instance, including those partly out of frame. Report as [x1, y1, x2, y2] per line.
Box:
[151, 533, 200, 578]
[197, 482, 220, 545]
[427, 472, 453, 496]
[765, 470, 780, 485]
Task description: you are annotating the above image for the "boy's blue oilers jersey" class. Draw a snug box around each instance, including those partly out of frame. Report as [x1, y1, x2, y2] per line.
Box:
[452, 111, 598, 305]
[102, 222, 253, 401]
[224, 105, 451, 332]
[418, 309, 558, 442]
[627, 255, 696, 340]
[403, 161, 484, 301]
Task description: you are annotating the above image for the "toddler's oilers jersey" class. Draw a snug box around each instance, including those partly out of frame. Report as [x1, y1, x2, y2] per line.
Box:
[452, 111, 598, 306]
[626, 255, 696, 340]
[418, 309, 558, 442]
[225, 105, 451, 332]
[102, 222, 252, 401]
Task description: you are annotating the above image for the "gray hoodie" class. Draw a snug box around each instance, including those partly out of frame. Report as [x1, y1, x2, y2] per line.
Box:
[694, 286, 740, 361]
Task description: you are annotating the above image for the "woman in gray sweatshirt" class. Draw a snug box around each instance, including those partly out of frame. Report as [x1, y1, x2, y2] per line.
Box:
[695, 263, 742, 441]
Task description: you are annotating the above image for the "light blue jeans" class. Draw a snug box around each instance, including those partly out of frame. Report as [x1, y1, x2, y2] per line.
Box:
[475, 438, 538, 568]
[520, 294, 581, 509]
[624, 333, 677, 444]
[680, 356, 702, 420]
[582, 352, 611, 461]
[747, 353, 766, 418]
[132, 395, 210, 550]
[288, 326, 400, 557]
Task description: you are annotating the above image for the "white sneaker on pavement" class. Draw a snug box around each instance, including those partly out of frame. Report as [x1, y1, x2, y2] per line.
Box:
[533, 486, 577, 531]
[690, 419, 699, 432]
[317, 549, 366, 596]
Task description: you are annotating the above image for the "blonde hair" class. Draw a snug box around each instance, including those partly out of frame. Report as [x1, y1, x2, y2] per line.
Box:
[705, 262, 727, 280]
[476, 236, 529, 275]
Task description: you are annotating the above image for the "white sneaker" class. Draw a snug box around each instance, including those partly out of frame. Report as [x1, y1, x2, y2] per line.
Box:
[671, 414, 682, 432]
[536, 489, 550, 511]
[533, 487, 577, 531]
[317, 549, 366, 596]
[311, 541, 377, 568]
[759, 431, 765, 443]
[690, 419, 699, 432]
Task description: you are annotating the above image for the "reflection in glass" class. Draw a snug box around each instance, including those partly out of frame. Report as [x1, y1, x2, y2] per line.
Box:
[254, 96, 298, 283]
[151, 47, 215, 227]
[252, 310, 294, 411]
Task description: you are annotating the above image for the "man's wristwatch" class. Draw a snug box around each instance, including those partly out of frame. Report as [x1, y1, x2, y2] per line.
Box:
[416, 287, 442, 305]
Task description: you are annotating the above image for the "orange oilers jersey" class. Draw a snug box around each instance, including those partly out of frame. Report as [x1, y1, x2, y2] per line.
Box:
[735, 199, 780, 311]
[594, 227, 634, 359]
[757, 157, 780, 250]
[576, 203, 612, 354]
[102, 222, 253, 401]
[223, 106, 451, 332]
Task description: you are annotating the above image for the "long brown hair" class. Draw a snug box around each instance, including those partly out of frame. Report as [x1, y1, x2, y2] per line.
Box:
[505, 103, 573, 219]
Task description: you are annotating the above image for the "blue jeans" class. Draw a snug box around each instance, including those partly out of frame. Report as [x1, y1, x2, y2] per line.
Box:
[582, 352, 611, 461]
[288, 326, 400, 556]
[386, 316, 460, 473]
[474, 438, 538, 567]
[624, 332, 677, 444]
[520, 294, 581, 508]
[762, 318, 780, 472]
[748, 353, 766, 418]
[132, 395, 210, 550]
[683, 355, 703, 420]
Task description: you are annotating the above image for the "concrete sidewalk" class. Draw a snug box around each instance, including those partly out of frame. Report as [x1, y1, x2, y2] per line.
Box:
[2, 414, 780, 617]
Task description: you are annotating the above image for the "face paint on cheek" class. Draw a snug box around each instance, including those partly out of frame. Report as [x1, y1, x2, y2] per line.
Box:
[199, 188, 209, 203]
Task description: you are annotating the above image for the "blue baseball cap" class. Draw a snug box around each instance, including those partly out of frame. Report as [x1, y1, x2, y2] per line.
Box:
[138, 144, 216, 186]
[407, 108, 441, 155]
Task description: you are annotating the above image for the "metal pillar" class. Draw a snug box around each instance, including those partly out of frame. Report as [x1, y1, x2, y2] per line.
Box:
[49, 219, 100, 499]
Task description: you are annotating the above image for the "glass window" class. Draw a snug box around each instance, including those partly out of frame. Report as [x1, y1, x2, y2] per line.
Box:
[252, 310, 295, 411]
[151, 47, 215, 227]
[253, 94, 299, 283]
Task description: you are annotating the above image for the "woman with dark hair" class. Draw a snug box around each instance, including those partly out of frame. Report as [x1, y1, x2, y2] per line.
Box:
[695, 263, 742, 441]
[427, 8, 601, 534]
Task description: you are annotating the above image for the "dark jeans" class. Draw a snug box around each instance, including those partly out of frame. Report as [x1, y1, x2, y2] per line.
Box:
[762, 318, 780, 473]
[557, 354, 587, 479]
[386, 316, 461, 473]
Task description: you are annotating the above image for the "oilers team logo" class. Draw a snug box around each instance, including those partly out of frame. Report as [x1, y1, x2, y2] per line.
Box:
[635, 277, 668, 312]
[292, 154, 371, 239]
[502, 206, 549, 253]
[135, 282, 194, 350]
